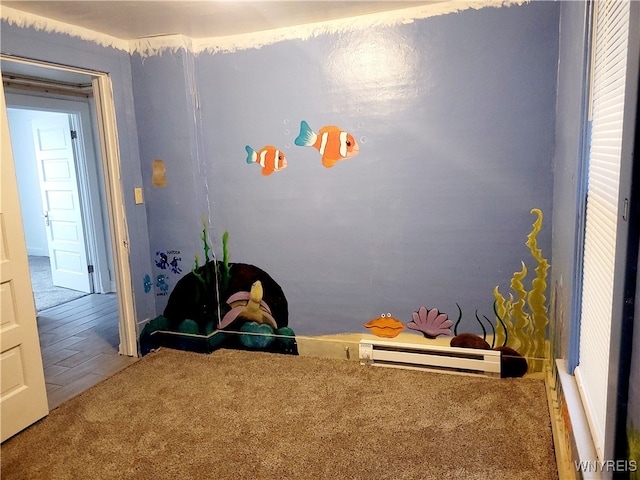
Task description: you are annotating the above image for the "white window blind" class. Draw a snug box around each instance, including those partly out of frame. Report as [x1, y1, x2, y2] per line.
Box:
[574, 0, 630, 462]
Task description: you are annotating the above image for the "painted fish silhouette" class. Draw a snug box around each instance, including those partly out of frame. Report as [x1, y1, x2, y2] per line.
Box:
[245, 145, 287, 176]
[294, 120, 359, 168]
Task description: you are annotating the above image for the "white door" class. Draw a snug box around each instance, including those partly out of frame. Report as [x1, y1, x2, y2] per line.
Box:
[1, 87, 49, 442]
[32, 114, 91, 293]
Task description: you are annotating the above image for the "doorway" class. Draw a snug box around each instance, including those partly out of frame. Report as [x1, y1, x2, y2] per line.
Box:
[1, 55, 138, 359]
[6, 95, 115, 311]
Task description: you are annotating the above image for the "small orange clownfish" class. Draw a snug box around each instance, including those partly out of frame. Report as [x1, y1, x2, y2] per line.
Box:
[294, 120, 359, 168]
[245, 145, 287, 176]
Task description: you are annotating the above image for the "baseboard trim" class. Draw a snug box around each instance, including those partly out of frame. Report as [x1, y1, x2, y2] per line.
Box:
[547, 364, 578, 480]
[554, 359, 603, 480]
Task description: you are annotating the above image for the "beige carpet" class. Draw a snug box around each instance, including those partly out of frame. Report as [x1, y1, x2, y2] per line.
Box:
[1, 348, 558, 480]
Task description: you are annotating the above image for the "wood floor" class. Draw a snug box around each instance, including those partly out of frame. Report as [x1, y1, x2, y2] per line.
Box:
[37, 293, 138, 410]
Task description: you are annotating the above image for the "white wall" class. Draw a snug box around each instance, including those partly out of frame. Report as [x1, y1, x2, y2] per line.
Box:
[7, 108, 63, 257]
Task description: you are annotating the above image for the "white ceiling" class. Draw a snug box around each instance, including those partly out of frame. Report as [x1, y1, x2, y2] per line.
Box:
[2, 1, 440, 40]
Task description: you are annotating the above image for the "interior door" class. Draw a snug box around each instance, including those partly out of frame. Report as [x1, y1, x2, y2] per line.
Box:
[32, 114, 91, 293]
[1, 87, 49, 442]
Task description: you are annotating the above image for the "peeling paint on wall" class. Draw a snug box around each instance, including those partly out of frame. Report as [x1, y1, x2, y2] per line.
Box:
[0, 6, 129, 51]
[193, 0, 529, 55]
[1, 1, 529, 58]
[130, 34, 194, 58]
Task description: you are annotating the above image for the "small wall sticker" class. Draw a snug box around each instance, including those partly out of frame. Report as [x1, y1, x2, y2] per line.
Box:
[155, 250, 182, 274]
[143, 274, 152, 293]
[156, 274, 169, 296]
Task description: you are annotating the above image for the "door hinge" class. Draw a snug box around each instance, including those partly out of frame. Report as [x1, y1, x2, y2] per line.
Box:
[70, 130, 78, 139]
[88, 264, 94, 273]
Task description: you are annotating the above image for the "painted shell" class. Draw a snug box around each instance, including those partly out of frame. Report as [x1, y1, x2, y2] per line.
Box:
[407, 306, 453, 339]
[364, 313, 405, 338]
[220, 280, 278, 330]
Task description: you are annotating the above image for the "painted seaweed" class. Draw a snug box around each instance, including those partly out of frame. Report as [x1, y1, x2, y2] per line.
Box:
[525, 208, 551, 364]
[192, 214, 214, 300]
[494, 209, 550, 372]
[221, 230, 231, 292]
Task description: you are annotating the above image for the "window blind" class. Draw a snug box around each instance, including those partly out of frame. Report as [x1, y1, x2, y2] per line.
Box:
[574, 0, 630, 462]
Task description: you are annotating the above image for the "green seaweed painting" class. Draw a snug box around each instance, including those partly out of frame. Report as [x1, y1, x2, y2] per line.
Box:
[192, 214, 214, 302]
[221, 230, 231, 292]
[493, 209, 550, 372]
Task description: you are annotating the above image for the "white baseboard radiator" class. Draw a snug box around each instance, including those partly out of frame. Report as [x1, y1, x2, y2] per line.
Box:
[359, 340, 501, 377]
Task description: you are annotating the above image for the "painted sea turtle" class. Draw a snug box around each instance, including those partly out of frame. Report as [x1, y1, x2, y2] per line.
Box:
[220, 280, 278, 330]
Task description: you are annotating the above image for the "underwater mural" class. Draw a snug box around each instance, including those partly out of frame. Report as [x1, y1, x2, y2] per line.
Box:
[242, 120, 358, 177]
[117, 0, 560, 373]
[492, 208, 549, 372]
[294, 120, 359, 168]
[360, 208, 548, 378]
[194, 1, 557, 357]
[443, 209, 548, 377]
[447, 305, 529, 378]
[364, 308, 454, 339]
[140, 224, 298, 356]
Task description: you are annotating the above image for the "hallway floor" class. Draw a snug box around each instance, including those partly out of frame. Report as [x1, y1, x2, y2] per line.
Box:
[37, 293, 138, 410]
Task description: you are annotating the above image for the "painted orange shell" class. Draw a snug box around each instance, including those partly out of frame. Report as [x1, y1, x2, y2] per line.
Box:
[364, 315, 405, 338]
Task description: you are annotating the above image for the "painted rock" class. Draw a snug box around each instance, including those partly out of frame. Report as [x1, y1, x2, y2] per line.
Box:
[450, 333, 491, 350]
[162, 260, 221, 333]
[239, 322, 275, 350]
[494, 346, 528, 378]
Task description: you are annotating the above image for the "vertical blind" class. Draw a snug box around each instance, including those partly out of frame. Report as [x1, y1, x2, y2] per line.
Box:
[575, 0, 630, 461]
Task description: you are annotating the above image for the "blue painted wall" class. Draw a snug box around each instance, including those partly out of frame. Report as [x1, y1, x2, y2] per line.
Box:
[131, 46, 210, 310]
[193, 2, 560, 336]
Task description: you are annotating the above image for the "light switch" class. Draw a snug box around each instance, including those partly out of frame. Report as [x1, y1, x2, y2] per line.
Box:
[134, 187, 144, 204]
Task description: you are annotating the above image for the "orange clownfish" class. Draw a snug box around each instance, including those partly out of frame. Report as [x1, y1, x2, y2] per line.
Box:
[294, 120, 359, 168]
[245, 145, 287, 176]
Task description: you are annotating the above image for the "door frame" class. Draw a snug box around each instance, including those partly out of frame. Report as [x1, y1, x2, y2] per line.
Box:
[2, 55, 137, 357]
[7, 96, 113, 294]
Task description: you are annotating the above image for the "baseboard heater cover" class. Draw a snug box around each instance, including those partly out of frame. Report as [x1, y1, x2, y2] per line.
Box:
[359, 340, 501, 377]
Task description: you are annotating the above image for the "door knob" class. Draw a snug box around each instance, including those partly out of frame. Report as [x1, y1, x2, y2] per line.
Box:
[42, 211, 50, 227]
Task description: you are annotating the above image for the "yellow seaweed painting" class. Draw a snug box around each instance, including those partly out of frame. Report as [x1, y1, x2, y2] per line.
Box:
[494, 209, 550, 372]
[629, 422, 640, 480]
